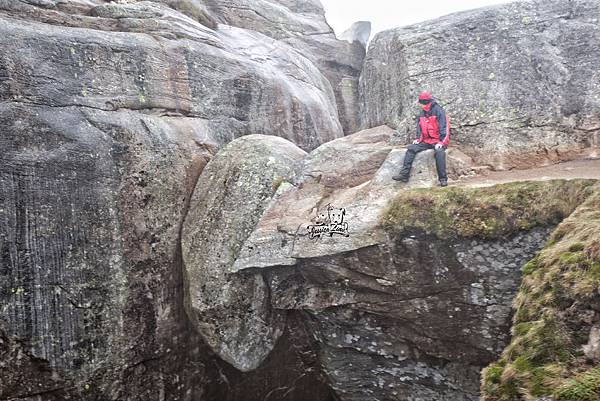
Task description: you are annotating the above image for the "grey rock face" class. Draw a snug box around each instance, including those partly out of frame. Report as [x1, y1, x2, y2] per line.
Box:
[0, 0, 363, 398]
[181, 134, 306, 371]
[204, 0, 366, 134]
[0, 0, 343, 151]
[360, 0, 600, 169]
[0, 321, 75, 400]
[0, 103, 216, 398]
[339, 21, 372, 48]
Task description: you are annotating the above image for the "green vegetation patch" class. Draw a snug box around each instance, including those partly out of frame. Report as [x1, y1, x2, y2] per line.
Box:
[482, 182, 600, 401]
[555, 365, 600, 401]
[381, 180, 596, 240]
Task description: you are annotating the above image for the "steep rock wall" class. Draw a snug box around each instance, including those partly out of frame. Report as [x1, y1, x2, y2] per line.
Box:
[0, 105, 215, 399]
[0, 0, 364, 398]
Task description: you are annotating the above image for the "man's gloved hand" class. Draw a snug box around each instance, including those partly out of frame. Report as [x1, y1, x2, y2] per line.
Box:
[412, 139, 420, 145]
[435, 143, 445, 150]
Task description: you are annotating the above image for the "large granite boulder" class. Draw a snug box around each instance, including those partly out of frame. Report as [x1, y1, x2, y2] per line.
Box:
[339, 21, 372, 48]
[360, 0, 600, 169]
[0, 0, 343, 151]
[181, 134, 306, 371]
[232, 126, 440, 271]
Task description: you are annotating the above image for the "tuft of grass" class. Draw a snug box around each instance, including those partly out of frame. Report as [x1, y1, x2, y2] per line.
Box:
[554, 365, 600, 401]
[482, 183, 600, 401]
[271, 176, 286, 193]
[568, 242, 585, 252]
[522, 257, 540, 276]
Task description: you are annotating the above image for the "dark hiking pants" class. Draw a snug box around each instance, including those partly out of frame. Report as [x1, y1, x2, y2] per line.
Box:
[399, 142, 447, 181]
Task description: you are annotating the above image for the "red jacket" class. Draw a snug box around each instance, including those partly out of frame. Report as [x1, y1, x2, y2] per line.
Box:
[416, 101, 450, 146]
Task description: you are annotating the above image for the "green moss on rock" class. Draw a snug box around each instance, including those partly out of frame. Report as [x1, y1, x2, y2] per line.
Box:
[482, 183, 600, 401]
[554, 365, 600, 401]
[381, 180, 596, 240]
[522, 257, 540, 276]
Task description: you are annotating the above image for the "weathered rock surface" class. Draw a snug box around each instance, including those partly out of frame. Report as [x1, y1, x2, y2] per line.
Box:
[0, 323, 75, 400]
[360, 0, 600, 169]
[0, 103, 217, 399]
[269, 228, 553, 401]
[181, 134, 306, 371]
[339, 21, 372, 48]
[0, 0, 345, 151]
[0, 0, 367, 398]
[203, 0, 366, 134]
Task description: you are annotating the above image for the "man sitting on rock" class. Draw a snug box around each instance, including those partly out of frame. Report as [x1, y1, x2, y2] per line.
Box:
[392, 91, 450, 187]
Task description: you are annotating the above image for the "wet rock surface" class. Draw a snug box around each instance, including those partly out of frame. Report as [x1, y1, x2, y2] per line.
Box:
[0, 0, 347, 151]
[0, 103, 217, 399]
[203, 0, 367, 134]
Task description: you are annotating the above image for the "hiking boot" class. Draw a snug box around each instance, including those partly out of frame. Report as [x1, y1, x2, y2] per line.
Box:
[439, 179, 448, 187]
[392, 174, 409, 182]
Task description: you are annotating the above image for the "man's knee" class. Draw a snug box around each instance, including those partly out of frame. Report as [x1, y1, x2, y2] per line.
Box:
[434, 147, 446, 155]
[407, 144, 420, 153]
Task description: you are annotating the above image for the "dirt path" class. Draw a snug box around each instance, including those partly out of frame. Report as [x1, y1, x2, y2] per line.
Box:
[455, 158, 600, 187]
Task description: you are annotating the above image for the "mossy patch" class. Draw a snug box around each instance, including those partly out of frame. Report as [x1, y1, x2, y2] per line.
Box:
[482, 183, 600, 401]
[554, 365, 600, 401]
[568, 242, 585, 252]
[381, 180, 596, 240]
[522, 257, 540, 276]
[559, 251, 586, 265]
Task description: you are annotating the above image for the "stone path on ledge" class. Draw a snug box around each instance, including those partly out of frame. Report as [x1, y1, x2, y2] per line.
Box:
[456, 158, 600, 188]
